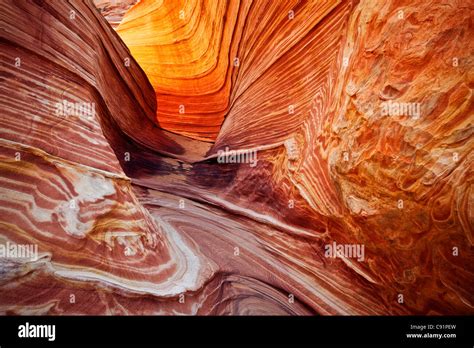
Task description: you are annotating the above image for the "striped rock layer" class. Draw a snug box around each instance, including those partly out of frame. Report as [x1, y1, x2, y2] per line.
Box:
[0, 0, 472, 315]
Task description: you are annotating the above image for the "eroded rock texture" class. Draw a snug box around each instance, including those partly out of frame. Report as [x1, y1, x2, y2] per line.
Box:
[0, 0, 473, 315]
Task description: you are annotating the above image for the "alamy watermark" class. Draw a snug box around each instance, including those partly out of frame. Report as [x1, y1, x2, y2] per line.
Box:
[381, 100, 421, 119]
[324, 241, 365, 262]
[284, 138, 299, 161]
[18, 322, 55, 341]
[217, 147, 258, 167]
[55, 99, 96, 120]
[0, 242, 38, 261]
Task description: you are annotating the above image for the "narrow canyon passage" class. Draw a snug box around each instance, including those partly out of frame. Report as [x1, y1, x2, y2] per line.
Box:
[0, 0, 472, 315]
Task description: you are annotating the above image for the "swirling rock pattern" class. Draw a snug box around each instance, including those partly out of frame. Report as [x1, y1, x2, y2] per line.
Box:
[93, 0, 138, 29]
[0, 0, 472, 315]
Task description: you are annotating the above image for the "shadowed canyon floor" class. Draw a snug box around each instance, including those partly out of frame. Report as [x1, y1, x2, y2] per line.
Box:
[0, 0, 473, 315]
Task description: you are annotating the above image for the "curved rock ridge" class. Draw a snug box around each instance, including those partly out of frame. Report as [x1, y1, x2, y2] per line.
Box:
[116, 0, 341, 141]
[0, 0, 214, 314]
[0, 0, 473, 315]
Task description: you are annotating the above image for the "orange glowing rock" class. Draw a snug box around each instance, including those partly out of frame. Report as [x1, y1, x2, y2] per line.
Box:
[116, 0, 341, 141]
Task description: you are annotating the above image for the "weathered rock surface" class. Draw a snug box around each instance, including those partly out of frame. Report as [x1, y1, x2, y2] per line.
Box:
[0, 0, 472, 315]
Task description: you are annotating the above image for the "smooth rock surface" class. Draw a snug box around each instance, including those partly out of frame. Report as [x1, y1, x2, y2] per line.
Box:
[0, 0, 472, 315]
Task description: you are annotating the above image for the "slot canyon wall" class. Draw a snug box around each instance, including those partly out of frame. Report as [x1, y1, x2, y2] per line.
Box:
[0, 0, 472, 315]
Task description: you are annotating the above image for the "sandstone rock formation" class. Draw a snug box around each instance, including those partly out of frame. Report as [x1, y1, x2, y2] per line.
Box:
[0, 0, 472, 315]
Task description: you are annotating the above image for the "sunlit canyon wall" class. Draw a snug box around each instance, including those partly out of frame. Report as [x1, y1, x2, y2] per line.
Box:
[0, 0, 473, 315]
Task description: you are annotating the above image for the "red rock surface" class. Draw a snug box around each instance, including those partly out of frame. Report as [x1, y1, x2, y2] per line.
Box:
[93, 0, 138, 29]
[0, 0, 472, 315]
